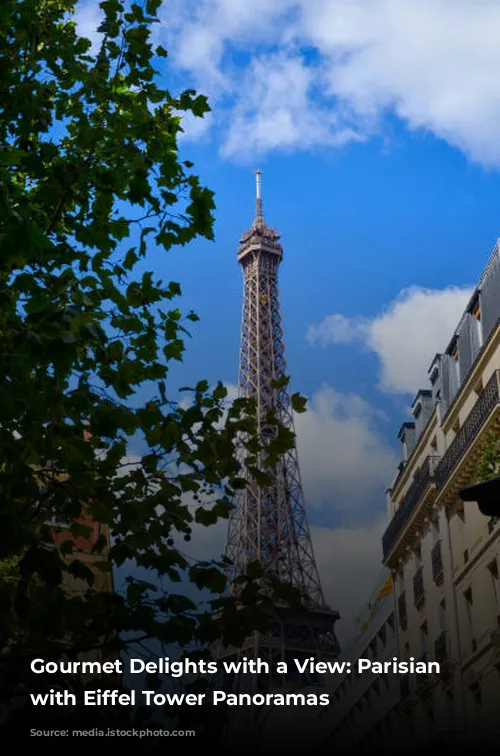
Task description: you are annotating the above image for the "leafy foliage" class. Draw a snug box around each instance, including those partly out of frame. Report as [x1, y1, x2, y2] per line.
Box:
[0, 0, 306, 733]
[477, 432, 500, 525]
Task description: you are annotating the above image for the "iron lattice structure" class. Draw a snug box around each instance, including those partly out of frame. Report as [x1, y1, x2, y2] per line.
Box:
[214, 173, 340, 703]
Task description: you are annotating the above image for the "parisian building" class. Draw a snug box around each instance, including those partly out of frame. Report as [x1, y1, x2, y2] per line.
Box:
[324, 569, 401, 749]
[382, 239, 500, 745]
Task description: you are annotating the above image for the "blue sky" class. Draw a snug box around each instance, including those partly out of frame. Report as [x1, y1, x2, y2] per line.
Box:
[79, 0, 500, 639]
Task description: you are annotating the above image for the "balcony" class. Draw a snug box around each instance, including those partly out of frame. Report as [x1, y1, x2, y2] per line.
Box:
[413, 566, 425, 608]
[435, 370, 500, 492]
[431, 540, 444, 584]
[382, 456, 440, 560]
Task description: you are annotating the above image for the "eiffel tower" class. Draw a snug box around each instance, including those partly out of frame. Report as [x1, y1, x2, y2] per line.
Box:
[212, 172, 340, 741]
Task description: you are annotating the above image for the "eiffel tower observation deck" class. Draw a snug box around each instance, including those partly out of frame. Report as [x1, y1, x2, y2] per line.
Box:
[212, 172, 340, 744]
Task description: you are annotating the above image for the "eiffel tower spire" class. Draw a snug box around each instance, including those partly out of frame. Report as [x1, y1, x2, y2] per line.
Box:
[255, 169, 263, 222]
[214, 175, 340, 729]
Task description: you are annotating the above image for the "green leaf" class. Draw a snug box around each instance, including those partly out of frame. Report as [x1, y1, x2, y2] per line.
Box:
[0, 148, 27, 166]
[272, 376, 290, 389]
[66, 559, 95, 586]
[194, 507, 218, 526]
[245, 561, 263, 579]
[19, 548, 63, 587]
[291, 393, 307, 413]
[189, 566, 226, 594]
[60, 540, 74, 556]
[164, 339, 184, 361]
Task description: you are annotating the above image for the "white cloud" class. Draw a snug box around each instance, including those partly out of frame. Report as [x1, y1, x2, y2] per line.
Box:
[311, 517, 387, 644]
[308, 285, 473, 394]
[178, 380, 394, 516]
[295, 384, 397, 513]
[220, 52, 364, 161]
[156, 0, 500, 165]
[74, 1, 103, 52]
[307, 313, 366, 346]
[178, 110, 214, 142]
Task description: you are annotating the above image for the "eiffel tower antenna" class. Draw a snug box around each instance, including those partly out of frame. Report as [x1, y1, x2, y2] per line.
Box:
[255, 169, 263, 220]
[213, 171, 341, 741]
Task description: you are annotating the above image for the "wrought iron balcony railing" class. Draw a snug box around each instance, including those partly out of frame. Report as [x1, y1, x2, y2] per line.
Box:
[382, 456, 440, 560]
[413, 566, 425, 607]
[435, 370, 500, 490]
[431, 540, 444, 584]
[434, 630, 450, 665]
[398, 591, 407, 627]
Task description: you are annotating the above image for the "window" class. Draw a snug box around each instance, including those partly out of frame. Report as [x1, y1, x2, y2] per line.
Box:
[423, 699, 434, 722]
[406, 709, 415, 733]
[470, 681, 481, 708]
[452, 344, 460, 384]
[446, 690, 454, 711]
[420, 621, 428, 655]
[387, 613, 395, 635]
[414, 545, 422, 568]
[47, 515, 71, 528]
[378, 625, 387, 647]
[473, 300, 483, 347]
[431, 516, 440, 545]
[397, 571, 405, 591]
[439, 599, 446, 631]
[464, 588, 474, 650]
[487, 559, 499, 605]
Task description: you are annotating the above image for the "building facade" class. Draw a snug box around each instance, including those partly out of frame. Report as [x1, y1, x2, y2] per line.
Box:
[382, 239, 500, 744]
[325, 570, 402, 749]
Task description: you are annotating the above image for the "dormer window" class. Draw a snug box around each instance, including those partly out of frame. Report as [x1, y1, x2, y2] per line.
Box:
[453, 347, 459, 361]
[475, 304, 481, 321]
[428, 355, 441, 386]
[414, 403, 421, 419]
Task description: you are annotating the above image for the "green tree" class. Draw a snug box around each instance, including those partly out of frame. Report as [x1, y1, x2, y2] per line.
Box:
[0, 0, 304, 735]
[477, 432, 500, 526]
